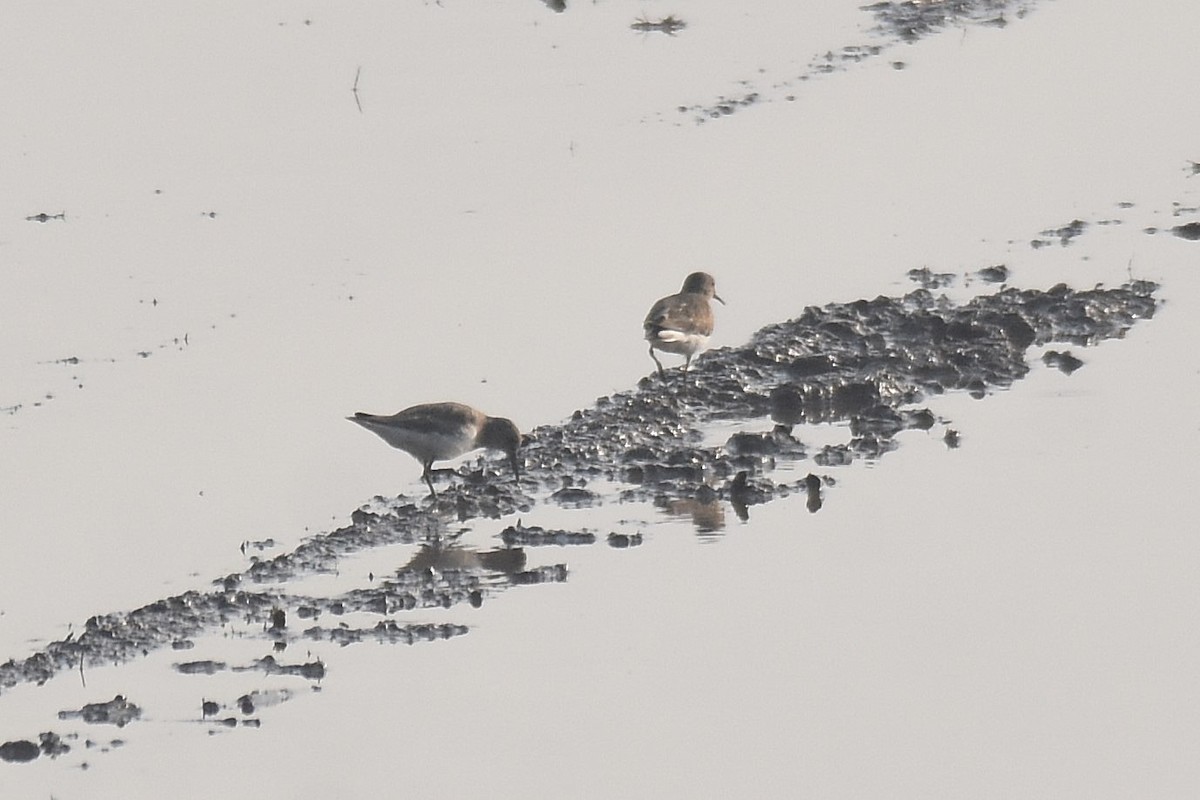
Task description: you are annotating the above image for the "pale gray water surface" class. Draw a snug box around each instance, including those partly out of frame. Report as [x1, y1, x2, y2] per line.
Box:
[3, 0, 1200, 797]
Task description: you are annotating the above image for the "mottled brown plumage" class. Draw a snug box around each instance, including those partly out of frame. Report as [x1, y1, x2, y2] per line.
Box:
[643, 272, 724, 377]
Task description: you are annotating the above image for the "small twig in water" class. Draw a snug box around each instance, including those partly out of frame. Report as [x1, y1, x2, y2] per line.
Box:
[352, 66, 363, 114]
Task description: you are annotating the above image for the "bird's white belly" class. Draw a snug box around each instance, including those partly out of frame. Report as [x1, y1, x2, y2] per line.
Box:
[651, 330, 708, 356]
[375, 427, 474, 462]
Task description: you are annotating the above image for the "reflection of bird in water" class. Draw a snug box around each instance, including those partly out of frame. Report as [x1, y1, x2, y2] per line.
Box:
[729, 471, 775, 521]
[730, 472, 753, 522]
[644, 272, 724, 378]
[771, 381, 881, 430]
[348, 402, 521, 498]
[402, 541, 527, 576]
[662, 490, 726, 534]
[769, 384, 806, 433]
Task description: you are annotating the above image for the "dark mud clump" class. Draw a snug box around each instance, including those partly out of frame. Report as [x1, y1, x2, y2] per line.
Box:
[0, 739, 41, 763]
[57, 695, 141, 727]
[501, 522, 597, 547]
[550, 483, 600, 507]
[1172, 221, 1200, 240]
[977, 265, 1009, 283]
[606, 532, 644, 548]
[908, 267, 957, 289]
[1042, 350, 1084, 374]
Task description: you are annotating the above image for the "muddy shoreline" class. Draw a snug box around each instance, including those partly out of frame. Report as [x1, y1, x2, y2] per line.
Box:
[0, 276, 1158, 762]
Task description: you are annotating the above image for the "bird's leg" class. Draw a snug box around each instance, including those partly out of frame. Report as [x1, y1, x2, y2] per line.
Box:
[683, 354, 693, 373]
[649, 343, 666, 379]
[422, 460, 437, 499]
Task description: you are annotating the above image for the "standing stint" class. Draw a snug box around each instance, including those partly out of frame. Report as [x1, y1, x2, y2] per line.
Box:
[643, 272, 724, 378]
[348, 402, 521, 498]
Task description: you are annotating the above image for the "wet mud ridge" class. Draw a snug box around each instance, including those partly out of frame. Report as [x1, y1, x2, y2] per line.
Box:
[0, 279, 1158, 763]
[521, 280, 1158, 512]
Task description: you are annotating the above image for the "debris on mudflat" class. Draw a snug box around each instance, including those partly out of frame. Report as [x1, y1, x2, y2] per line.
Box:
[176, 660, 226, 675]
[1042, 350, 1083, 374]
[40, 732, 71, 756]
[551, 485, 600, 507]
[232, 655, 324, 680]
[58, 695, 142, 727]
[686, 91, 758, 122]
[501, 522, 596, 547]
[304, 621, 469, 647]
[631, 14, 686, 35]
[241, 538, 278, 554]
[25, 211, 66, 222]
[226, 689, 293, 717]
[607, 532, 643, 548]
[812, 44, 886, 75]
[907, 267, 957, 289]
[510, 564, 569, 585]
[1032, 218, 1088, 247]
[0, 739, 42, 762]
[977, 265, 1009, 283]
[803, 473, 824, 514]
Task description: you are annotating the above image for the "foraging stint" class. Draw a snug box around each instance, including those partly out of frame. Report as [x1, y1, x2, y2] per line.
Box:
[348, 402, 521, 498]
[643, 271, 724, 378]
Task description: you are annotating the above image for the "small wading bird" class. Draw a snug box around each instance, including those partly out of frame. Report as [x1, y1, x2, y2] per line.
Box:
[643, 271, 724, 378]
[348, 402, 521, 498]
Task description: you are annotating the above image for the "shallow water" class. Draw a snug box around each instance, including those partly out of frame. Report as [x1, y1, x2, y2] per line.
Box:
[3, 0, 1200, 797]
